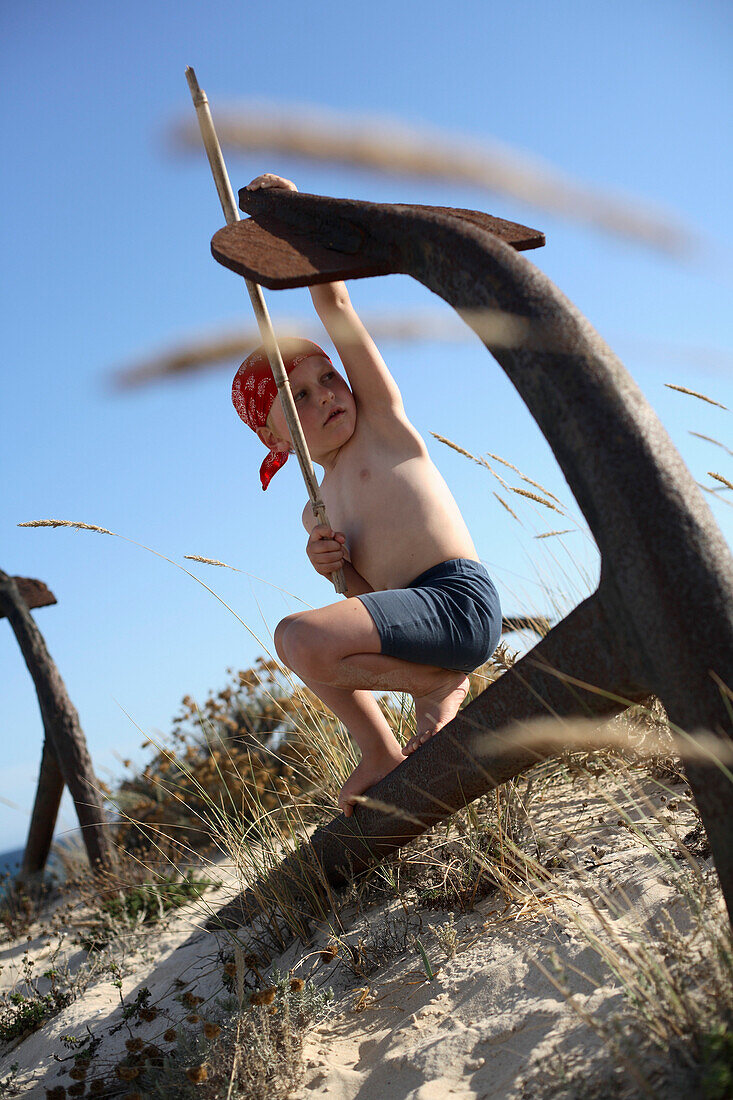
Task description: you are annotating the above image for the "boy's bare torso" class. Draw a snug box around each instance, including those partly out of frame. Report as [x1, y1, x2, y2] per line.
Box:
[304, 403, 479, 592]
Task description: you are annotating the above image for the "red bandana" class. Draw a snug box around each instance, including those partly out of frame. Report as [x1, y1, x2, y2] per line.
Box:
[232, 338, 332, 490]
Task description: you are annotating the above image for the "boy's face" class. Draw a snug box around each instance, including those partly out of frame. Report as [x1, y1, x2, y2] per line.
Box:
[262, 355, 356, 459]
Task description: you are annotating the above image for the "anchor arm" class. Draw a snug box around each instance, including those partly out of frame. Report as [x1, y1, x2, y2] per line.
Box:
[209, 585, 651, 929]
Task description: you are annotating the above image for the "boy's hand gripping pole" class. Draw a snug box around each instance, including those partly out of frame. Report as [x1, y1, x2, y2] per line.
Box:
[185, 67, 347, 596]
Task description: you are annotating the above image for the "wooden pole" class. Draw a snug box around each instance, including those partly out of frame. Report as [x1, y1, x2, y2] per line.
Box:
[185, 66, 346, 595]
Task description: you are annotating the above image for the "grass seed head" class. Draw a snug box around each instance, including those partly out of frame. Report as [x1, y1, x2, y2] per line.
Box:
[664, 383, 727, 408]
[116, 1065, 140, 1081]
[708, 471, 733, 491]
[250, 987, 277, 1006]
[185, 1064, 209, 1084]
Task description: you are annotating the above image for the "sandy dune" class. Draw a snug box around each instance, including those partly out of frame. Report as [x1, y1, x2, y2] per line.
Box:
[0, 763, 721, 1098]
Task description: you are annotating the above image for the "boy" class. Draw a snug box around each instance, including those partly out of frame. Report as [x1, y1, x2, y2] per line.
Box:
[232, 174, 502, 817]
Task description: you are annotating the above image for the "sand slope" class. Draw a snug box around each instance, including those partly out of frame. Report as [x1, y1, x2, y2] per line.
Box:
[0, 764, 721, 1098]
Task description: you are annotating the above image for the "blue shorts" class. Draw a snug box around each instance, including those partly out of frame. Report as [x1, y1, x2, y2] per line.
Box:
[356, 559, 502, 674]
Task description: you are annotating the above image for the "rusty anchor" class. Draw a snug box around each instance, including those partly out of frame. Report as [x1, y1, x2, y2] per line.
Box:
[208, 189, 733, 934]
[0, 571, 117, 880]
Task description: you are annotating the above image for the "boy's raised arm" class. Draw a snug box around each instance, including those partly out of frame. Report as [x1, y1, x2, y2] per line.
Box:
[308, 281, 405, 416]
[246, 176, 405, 418]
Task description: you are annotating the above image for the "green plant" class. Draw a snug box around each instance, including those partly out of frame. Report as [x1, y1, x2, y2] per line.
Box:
[89, 973, 335, 1100]
[21, 423, 730, 1099]
[78, 869, 217, 952]
[432, 913, 458, 960]
[104, 870, 214, 923]
[0, 951, 75, 1044]
[110, 658, 347, 858]
[701, 1022, 733, 1100]
[0, 1062, 19, 1096]
[412, 936, 437, 981]
[0, 873, 57, 943]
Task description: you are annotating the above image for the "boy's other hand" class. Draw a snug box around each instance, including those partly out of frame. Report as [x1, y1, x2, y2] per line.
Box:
[245, 174, 298, 192]
[306, 525, 349, 577]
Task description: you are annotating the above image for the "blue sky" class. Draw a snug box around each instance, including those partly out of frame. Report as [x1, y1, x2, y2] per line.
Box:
[1, 1, 731, 853]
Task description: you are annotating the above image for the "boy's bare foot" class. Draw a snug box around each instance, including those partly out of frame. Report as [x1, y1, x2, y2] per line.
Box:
[403, 673, 470, 755]
[339, 749, 405, 818]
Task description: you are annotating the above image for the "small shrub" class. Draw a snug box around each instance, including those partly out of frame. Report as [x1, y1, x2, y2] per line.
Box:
[0, 952, 75, 1045]
[110, 659, 340, 857]
[0, 873, 57, 943]
[701, 1022, 733, 1100]
[88, 973, 334, 1099]
[432, 913, 459, 960]
[0, 1062, 19, 1096]
[79, 869, 216, 951]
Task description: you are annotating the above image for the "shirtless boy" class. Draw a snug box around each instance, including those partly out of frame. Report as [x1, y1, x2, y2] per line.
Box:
[232, 174, 502, 817]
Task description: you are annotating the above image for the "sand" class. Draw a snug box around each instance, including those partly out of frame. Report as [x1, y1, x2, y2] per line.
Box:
[0, 760, 722, 1098]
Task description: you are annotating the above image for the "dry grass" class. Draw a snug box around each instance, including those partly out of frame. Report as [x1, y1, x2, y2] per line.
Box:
[664, 384, 728, 409]
[431, 433, 565, 513]
[708, 472, 733, 492]
[690, 432, 733, 458]
[109, 312, 474, 389]
[171, 102, 695, 254]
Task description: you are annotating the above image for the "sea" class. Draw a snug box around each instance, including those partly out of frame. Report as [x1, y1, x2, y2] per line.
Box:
[0, 840, 76, 890]
[0, 846, 25, 879]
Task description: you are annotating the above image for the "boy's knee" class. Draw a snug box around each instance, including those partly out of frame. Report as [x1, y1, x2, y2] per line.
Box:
[274, 614, 300, 667]
[279, 614, 332, 680]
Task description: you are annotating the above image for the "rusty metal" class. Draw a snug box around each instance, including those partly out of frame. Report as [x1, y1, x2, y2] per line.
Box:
[208, 189, 733, 933]
[0, 577, 56, 618]
[0, 570, 116, 877]
[19, 739, 65, 881]
[211, 200, 544, 289]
